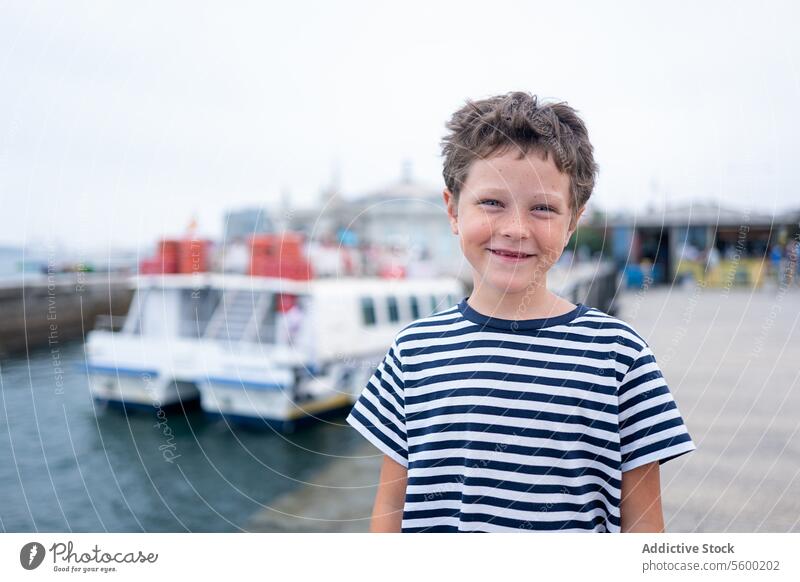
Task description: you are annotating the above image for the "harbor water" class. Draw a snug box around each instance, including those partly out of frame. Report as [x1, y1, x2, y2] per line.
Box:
[0, 341, 366, 532]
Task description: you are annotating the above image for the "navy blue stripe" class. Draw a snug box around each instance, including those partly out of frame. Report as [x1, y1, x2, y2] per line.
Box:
[412, 438, 617, 464]
[406, 386, 618, 412]
[408, 421, 620, 451]
[406, 493, 612, 518]
[407, 403, 618, 433]
[408, 369, 621, 396]
[408, 457, 622, 489]
[402, 338, 636, 369]
[406, 353, 620, 387]
[400, 339, 634, 366]
[407, 477, 618, 506]
[402, 326, 644, 351]
[402, 524, 459, 532]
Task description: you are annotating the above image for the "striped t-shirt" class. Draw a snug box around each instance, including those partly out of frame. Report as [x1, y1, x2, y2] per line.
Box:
[346, 297, 696, 533]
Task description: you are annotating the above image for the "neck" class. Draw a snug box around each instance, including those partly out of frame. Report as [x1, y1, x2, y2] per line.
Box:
[467, 277, 575, 320]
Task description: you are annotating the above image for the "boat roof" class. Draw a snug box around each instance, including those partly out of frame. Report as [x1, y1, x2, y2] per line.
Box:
[129, 273, 463, 294]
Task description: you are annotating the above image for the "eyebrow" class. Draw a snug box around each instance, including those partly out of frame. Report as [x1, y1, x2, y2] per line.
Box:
[475, 188, 563, 201]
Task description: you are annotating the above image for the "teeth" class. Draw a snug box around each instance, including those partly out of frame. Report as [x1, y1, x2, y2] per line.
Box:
[493, 250, 526, 258]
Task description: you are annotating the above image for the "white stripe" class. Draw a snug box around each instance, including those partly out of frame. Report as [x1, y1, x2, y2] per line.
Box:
[406, 386, 617, 416]
[406, 429, 618, 463]
[409, 447, 620, 479]
[406, 376, 617, 405]
[407, 399, 618, 427]
[408, 466, 622, 498]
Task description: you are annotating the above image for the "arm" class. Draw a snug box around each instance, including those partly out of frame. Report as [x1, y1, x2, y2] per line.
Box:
[370, 455, 408, 533]
[620, 461, 665, 533]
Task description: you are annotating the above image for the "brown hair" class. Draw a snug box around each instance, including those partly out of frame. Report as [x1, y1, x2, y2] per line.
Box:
[441, 91, 598, 223]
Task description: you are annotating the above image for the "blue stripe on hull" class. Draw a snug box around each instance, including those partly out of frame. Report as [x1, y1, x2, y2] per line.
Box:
[82, 363, 161, 377]
[202, 377, 286, 390]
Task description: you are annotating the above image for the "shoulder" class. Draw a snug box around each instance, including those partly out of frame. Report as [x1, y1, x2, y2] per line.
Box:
[392, 303, 464, 351]
[572, 306, 651, 355]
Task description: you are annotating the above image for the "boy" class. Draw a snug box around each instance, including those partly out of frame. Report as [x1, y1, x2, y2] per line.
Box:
[346, 91, 696, 532]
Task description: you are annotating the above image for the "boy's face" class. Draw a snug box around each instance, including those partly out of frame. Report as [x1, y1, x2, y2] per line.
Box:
[444, 148, 584, 298]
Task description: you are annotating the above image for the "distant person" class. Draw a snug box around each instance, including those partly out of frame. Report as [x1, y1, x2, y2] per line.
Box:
[770, 244, 783, 286]
[346, 91, 695, 533]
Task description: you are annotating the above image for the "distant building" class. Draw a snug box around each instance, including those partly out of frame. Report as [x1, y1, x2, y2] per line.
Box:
[288, 163, 466, 279]
[223, 208, 275, 244]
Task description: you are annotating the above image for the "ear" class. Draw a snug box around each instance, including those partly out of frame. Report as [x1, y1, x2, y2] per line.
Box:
[565, 205, 586, 246]
[443, 188, 459, 235]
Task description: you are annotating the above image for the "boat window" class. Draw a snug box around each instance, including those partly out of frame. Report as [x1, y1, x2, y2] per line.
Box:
[409, 296, 420, 320]
[387, 296, 399, 323]
[179, 288, 222, 338]
[429, 294, 438, 314]
[136, 288, 180, 337]
[123, 289, 147, 335]
[361, 296, 376, 326]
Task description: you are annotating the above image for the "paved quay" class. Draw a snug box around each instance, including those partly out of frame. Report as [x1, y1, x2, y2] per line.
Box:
[248, 284, 800, 532]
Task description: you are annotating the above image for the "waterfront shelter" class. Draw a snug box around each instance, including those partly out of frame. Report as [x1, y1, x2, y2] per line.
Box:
[606, 203, 797, 287]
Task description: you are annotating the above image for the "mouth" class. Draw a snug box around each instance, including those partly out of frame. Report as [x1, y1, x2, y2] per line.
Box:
[487, 248, 536, 261]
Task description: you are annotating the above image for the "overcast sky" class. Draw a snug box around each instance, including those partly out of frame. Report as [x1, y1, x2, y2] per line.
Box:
[0, 0, 798, 254]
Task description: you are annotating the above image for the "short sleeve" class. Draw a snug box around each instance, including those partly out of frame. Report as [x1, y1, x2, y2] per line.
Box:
[618, 345, 696, 473]
[346, 339, 408, 467]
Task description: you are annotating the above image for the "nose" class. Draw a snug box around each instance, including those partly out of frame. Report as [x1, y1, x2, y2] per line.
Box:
[497, 207, 531, 240]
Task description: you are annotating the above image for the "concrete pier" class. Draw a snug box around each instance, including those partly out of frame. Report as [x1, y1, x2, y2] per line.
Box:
[0, 273, 133, 356]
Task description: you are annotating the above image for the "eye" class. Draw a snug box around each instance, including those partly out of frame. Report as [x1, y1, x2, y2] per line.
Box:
[478, 199, 502, 207]
[533, 205, 555, 213]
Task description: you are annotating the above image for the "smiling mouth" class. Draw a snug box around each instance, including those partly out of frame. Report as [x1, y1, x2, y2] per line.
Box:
[488, 248, 535, 259]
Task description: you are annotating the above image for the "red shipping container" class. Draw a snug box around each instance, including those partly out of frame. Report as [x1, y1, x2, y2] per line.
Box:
[178, 239, 210, 274]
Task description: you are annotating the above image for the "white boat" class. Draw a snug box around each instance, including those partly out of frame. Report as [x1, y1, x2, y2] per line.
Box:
[86, 272, 464, 431]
